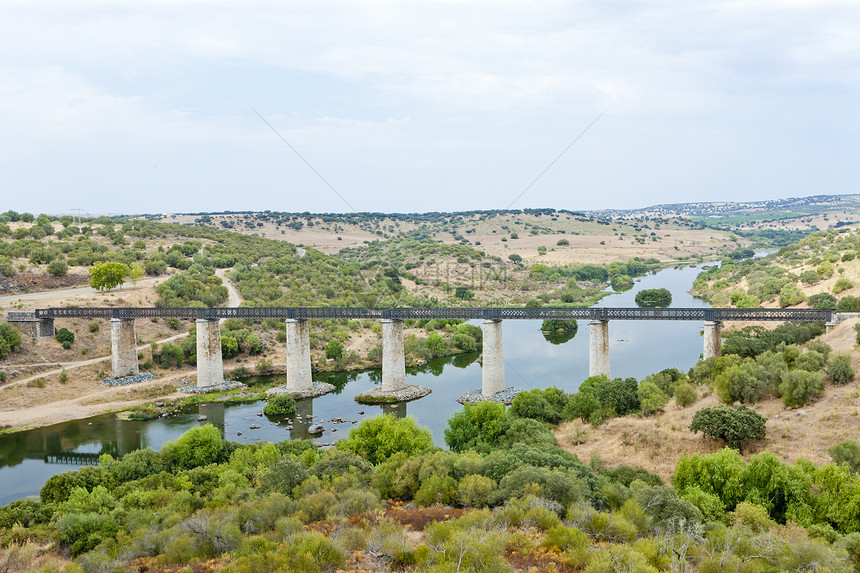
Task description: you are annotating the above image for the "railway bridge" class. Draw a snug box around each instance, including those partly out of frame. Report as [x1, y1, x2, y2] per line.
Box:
[9, 307, 836, 401]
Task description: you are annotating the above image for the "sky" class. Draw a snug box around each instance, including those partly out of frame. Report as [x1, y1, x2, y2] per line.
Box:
[1, 1, 859, 216]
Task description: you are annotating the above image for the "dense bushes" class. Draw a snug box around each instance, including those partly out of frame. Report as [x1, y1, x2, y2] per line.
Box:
[5, 405, 860, 570]
[691, 339, 839, 408]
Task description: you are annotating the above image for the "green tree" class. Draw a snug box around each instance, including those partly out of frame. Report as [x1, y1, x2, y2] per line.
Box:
[779, 284, 806, 308]
[637, 380, 668, 415]
[340, 415, 432, 464]
[88, 261, 130, 291]
[689, 405, 767, 451]
[325, 339, 344, 361]
[674, 382, 697, 407]
[128, 261, 144, 286]
[426, 331, 448, 356]
[444, 402, 508, 453]
[808, 292, 838, 309]
[161, 424, 227, 470]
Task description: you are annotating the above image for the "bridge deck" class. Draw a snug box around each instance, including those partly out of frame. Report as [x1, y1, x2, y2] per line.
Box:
[27, 307, 833, 322]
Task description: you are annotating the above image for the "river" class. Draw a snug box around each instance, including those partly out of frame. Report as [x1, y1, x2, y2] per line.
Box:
[0, 262, 712, 504]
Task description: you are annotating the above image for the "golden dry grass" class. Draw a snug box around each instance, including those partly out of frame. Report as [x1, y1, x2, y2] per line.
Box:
[556, 321, 860, 483]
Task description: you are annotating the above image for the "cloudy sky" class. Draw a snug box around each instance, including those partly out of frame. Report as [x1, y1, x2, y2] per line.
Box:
[2, 1, 858, 215]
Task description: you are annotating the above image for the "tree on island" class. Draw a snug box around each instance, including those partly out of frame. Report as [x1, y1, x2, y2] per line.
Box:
[635, 288, 672, 308]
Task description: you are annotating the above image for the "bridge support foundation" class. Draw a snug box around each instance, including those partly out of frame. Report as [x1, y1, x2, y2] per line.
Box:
[481, 319, 506, 396]
[285, 319, 313, 392]
[703, 321, 722, 360]
[38, 318, 55, 339]
[196, 319, 225, 389]
[381, 319, 406, 392]
[110, 318, 139, 378]
[356, 318, 430, 403]
[589, 320, 610, 378]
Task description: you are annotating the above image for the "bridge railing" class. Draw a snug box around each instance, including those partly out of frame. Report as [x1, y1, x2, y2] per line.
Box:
[30, 306, 834, 322]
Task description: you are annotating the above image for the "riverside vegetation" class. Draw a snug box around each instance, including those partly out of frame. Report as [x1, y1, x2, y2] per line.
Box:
[3, 322, 860, 571]
[5, 209, 860, 570]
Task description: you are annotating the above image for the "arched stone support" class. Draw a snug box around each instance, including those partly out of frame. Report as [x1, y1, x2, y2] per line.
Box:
[196, 319, 225, 388]
[589, 319, 610, 378]
[481, 319, 506, 396]
[110, 318, 139, 377]
[703, 321, 722, 360]
[285, 319, 312, 392]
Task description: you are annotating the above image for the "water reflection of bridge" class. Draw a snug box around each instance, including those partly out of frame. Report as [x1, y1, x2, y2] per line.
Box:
[42, 452, 102, 465]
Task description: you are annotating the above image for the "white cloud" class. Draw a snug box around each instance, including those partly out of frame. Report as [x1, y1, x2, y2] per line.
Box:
[0, 0, 858, 212]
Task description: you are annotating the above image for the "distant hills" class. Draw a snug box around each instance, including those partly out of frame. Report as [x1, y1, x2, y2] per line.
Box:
[589, 194, 860, 219]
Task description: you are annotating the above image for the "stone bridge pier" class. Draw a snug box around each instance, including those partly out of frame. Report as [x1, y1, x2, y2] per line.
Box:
[481, 319, 506, 396]
[589, 319, 610, 378]
[196, 319, 225, 389]
[284, 319, 313, 392]
[355, 318, 430, 403]
[703, 321, 722, 360]
[110, 318, 139, 378]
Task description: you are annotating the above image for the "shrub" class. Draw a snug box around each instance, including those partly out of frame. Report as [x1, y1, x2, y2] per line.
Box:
[339, 415, 433, 465]
[778, 369, 823, 407]
[259, 456, 310, 495]
[637, 380, 668, 415]
[88, 322, 99, 333]
[714, 362, 768, 404]
[0, 323, 23, 358]
[838, 296, 860, 312]
[834, 277, 854, 294]
[458, 474, 497, 507]
[731, 501, 775, 533]
[454, 286, 474, 300]
[827, 354, 855, 385]
[808, 292, 838, 309]
[689, 405, 767, 451]
[451, 333, 477, 352]
[779, 284, 806, 308]
[829, 440, 860, 473]
[55, 327, 75, 349]
[47, 258, 69, 276]
[674, 382, 697, 408]
[263, 394, 296, 417]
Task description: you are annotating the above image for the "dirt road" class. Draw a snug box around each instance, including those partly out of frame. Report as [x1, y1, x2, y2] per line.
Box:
[0, 270, 245, 429]
[0, 277, 166, 307]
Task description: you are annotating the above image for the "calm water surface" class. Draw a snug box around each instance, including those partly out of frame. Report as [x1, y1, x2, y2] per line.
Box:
[0, 263, 712, 504]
